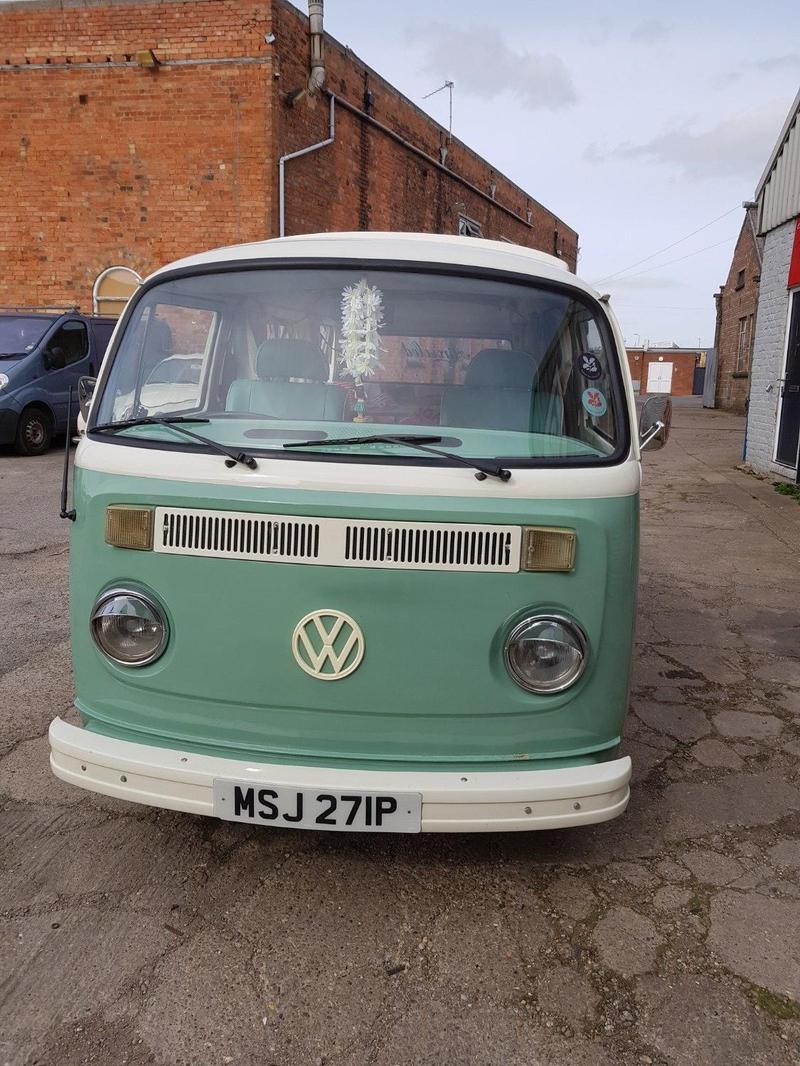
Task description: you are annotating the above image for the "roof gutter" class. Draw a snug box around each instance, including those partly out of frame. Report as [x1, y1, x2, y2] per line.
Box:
[329, 92, 535, 233]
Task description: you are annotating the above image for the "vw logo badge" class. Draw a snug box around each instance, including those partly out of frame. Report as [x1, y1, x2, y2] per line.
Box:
[291, 609, 365, 681]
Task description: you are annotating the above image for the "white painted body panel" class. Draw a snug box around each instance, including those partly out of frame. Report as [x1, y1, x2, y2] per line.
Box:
[77, 435, 641, 499]
[49, 718, 631, 833]
[150, 231, 574, 283]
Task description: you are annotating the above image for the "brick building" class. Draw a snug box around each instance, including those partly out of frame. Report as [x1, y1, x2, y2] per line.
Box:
[745, 89, 800, 479]
[626, 346, 704, 396]
[0, 0, 577, 313]
[710, 205, 763, 414]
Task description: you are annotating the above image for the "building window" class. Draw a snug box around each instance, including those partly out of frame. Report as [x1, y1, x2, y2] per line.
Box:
[93, 265, 142, 317]
[735, 269, 745, 290]
[736, 314, 754, 373]
[457, 214, 483, 238]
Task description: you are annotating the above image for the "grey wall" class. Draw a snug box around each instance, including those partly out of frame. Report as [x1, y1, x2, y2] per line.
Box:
[745, 218, 796, 473]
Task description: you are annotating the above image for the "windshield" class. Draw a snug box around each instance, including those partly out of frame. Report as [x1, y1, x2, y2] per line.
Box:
[93, 266, 627, 465]
[0, 315, 56, 357]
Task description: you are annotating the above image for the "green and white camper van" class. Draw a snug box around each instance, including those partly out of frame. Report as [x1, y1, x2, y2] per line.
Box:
[49, 233, 669, 833]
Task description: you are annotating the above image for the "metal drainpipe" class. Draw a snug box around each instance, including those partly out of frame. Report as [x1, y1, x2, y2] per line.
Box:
[278, 93, 335, 238]
[307, 0, 325, 94]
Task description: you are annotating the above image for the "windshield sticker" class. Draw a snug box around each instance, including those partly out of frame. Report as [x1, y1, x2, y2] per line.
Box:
[582, 387, 608, 418]
[577, 352, 602, 380]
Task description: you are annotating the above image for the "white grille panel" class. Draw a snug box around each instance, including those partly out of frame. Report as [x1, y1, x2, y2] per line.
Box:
[154, 507, 520, 573]
[344, 521, 514, 569]
[160, 509, 319, 562]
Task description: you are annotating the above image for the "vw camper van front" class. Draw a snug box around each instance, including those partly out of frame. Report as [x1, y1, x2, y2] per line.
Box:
[49, 232, 648, 833]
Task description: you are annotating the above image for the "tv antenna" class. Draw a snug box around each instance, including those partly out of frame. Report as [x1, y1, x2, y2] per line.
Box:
[423, 80, 454, 140]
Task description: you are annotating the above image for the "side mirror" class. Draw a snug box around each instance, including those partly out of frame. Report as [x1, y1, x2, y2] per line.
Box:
[639, 394, 672, 452]
[78, 375, 97, 425]
[45, 345, 66, 371]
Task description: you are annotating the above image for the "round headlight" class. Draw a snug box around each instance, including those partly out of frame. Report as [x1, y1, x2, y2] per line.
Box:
[504, 614, 587, 694]
[90, 589, 168, 666]
[0, 373, 9, 391]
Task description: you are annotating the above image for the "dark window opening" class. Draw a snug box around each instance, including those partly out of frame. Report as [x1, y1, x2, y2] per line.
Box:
[457, 214, 483, 239]
[49, 320, 89, 366]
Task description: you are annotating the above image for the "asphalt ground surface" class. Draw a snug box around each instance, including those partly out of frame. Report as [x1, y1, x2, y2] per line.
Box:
[1, 402, 799, 1066]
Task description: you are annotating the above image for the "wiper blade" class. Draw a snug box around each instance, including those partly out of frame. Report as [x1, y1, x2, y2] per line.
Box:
[284, 433, 511, 482]
[285, 432, 443, 448]
[94, 415, 210, 428]
[92, 416, 258, 470]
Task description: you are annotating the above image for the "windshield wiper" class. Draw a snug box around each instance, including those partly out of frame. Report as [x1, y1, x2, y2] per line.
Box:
[92, 415, 258, 470]
[284, 433, 511, 482]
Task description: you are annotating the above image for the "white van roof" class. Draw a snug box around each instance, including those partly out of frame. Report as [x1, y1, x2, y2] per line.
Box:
[150, 232, 598, 297]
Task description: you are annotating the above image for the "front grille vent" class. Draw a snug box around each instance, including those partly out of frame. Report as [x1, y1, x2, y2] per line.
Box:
[159, 509, 320, 562]
[153, 507, 520, 573]
[344, 523, 514, 569]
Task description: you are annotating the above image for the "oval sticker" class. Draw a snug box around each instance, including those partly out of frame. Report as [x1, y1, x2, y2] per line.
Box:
[577, 352, 603, 380]
[582, 387, 608, 418]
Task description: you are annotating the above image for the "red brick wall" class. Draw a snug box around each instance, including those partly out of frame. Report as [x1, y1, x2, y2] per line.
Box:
[271, 0, 577, 266]
[635, 351, 699, 398]
[0, 0, 578, 313]
[713, 214, 761, 414]
[626, 349, 644, 387]
[0, 0, 273, 310]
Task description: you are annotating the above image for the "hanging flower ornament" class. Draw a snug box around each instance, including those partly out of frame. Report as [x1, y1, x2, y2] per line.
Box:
[338, 279, 385, 380]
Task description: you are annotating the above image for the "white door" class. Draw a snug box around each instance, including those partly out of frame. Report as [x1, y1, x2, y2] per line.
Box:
[646, 361, 673, 393]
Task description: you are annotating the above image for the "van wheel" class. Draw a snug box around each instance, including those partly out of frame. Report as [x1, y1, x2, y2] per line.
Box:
[15, 407, 53, 456]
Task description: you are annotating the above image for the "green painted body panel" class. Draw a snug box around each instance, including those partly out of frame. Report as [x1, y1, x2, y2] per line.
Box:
[70, 466, 639, 772]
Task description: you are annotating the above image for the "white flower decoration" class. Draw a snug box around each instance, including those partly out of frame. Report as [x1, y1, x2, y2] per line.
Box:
[338, 279, 385, 380]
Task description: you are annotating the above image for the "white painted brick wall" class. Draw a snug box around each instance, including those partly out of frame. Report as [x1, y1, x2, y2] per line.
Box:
[746, 219, 796, 472]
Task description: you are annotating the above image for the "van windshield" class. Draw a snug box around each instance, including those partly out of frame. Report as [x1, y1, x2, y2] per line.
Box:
[93, 266, 627, 465]
[0, 315, 56, 357]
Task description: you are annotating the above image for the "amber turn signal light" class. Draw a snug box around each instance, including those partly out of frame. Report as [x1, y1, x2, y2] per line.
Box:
[520, 527, 576, 572]
[105, 506, 154, 551]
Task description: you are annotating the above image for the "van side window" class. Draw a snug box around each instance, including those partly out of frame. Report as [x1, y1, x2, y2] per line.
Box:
[90, 319, 116, 358]
[49, 321, 89, 366]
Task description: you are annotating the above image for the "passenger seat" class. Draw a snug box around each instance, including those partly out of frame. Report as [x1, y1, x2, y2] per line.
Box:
[440, 348, 562, 434]
[226, 340, 345, 421]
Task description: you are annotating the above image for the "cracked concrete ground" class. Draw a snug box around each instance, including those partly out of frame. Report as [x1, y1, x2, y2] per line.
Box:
[1, 401, 799, 1066]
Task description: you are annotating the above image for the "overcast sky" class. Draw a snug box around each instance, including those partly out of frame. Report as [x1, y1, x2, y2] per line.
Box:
[325, 0, 799, 348]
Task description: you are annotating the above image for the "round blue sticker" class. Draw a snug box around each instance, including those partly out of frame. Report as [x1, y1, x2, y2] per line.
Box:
[577, 352, 603, 380]
[582, 387, 608, 418]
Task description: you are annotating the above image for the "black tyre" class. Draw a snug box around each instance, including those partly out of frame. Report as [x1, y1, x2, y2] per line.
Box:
[15, 407, 53, 456]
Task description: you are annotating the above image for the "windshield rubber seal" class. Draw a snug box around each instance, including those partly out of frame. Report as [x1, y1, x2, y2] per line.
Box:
[87, 256, 631, 469]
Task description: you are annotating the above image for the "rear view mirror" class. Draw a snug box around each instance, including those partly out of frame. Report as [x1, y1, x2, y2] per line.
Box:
[46, 345, 66, 371]
[639, 394, 672, 452]
[78, 376, 97, 425]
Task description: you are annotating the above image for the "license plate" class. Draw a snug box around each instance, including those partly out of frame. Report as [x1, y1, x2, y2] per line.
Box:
[212, 780, 422, 833]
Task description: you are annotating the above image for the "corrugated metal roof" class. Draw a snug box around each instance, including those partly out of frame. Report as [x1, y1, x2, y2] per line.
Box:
[756, 88, 800, 234]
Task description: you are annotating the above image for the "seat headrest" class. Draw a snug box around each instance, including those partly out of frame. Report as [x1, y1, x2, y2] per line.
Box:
[256, 340, 327, 381]
[464, 348, 541, 388]
[151, 318, 173, 356]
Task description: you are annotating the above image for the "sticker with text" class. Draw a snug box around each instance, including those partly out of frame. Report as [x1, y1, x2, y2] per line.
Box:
[577, 352, 603, 380]
[582, 387, 608, 418]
